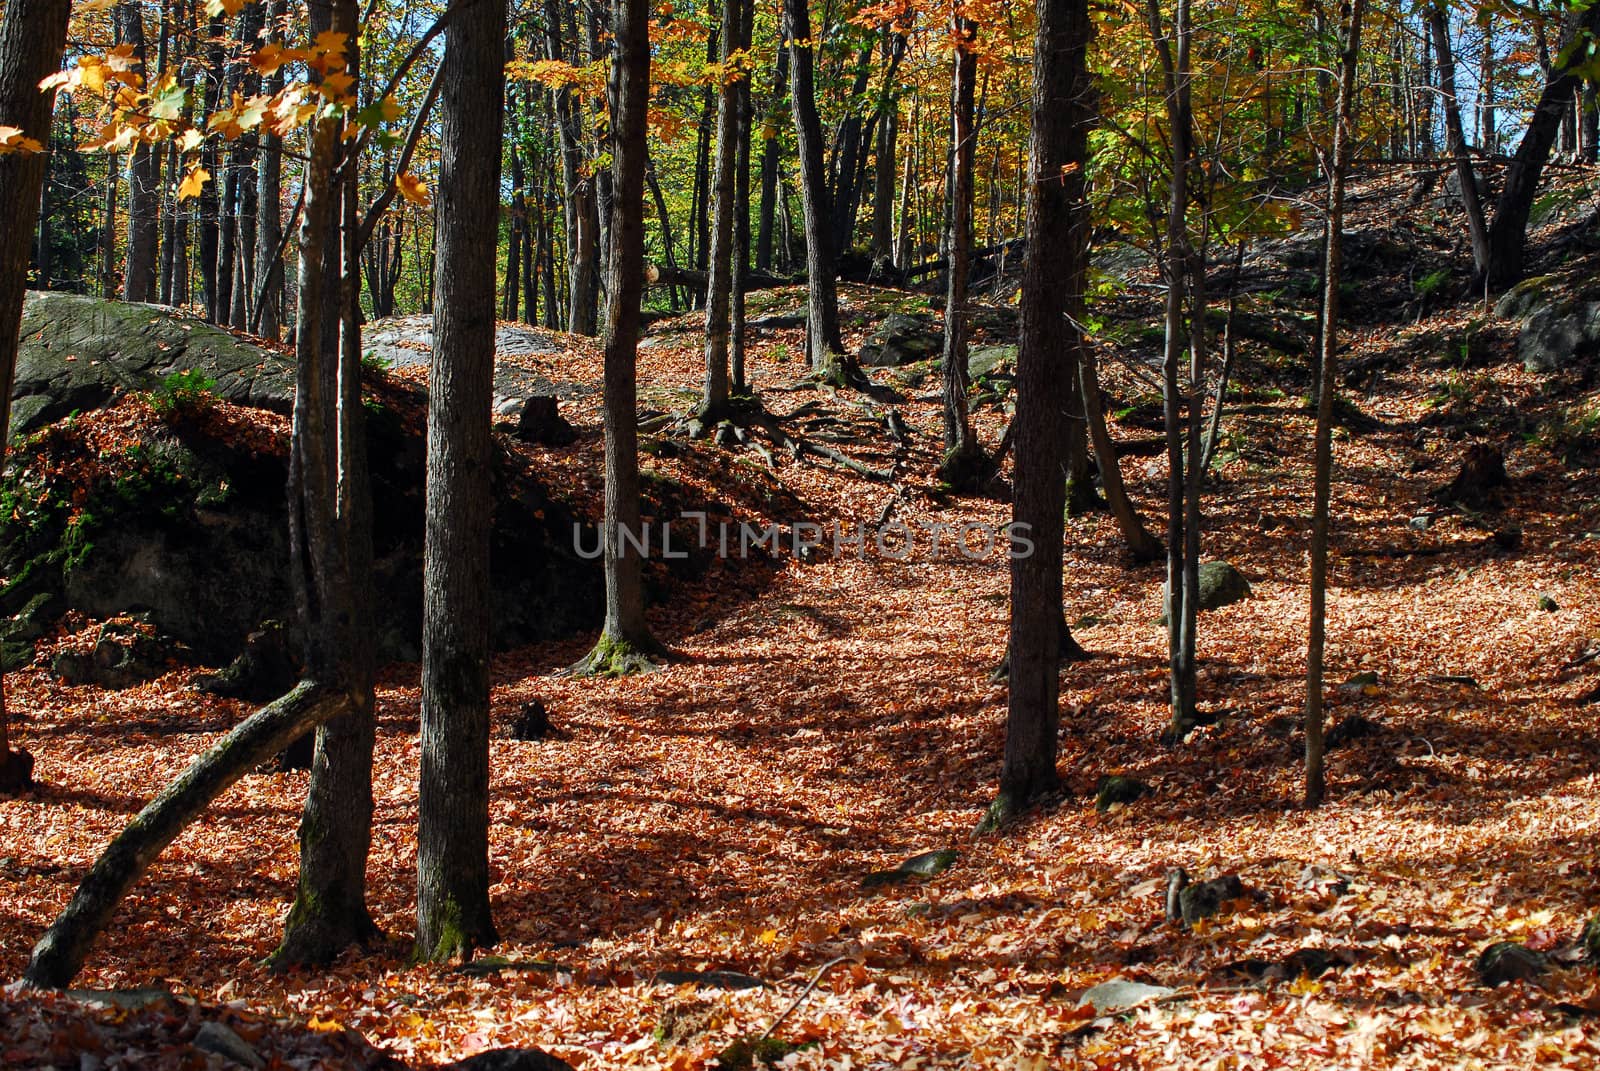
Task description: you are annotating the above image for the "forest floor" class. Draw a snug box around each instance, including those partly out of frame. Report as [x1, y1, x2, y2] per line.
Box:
[4, 170, 1600, 1069]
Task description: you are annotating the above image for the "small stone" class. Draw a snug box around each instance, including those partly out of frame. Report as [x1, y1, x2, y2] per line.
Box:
[1179, 874, 1245, 925]
[1337, 671, 1380, 695]
[193, 1022, 265, 1069]
[509, 699, 552, 741]
[896, 849, 958, 877]
[1581, 913, 1600, 962]
[1078, 978, 1176, 1015]
[1476, 941, 1549, 987]
[442, 1048, 576, 1071]
[1095, 775, 1149, 812]
[1538, 594, 1560, 612]
[1408, 515, 1430, 531]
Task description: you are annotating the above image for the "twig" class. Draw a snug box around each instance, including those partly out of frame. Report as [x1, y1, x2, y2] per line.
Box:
[758, 955, 855, 1044]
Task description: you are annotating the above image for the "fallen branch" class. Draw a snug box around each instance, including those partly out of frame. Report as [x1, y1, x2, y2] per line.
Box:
[23, 681, 349, 990]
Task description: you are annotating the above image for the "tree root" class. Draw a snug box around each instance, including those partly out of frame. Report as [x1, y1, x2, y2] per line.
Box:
[568, 631, 667, 678]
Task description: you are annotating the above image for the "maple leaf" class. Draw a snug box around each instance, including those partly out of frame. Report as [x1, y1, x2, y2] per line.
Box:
[177, 166, 211, 201]
[395, 171, 431, 207]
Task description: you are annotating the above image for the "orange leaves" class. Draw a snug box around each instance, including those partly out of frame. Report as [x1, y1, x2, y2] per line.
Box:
[0, 125, 45, 155]
[395, 171, 431, 207]
[176, 165, 211, 201]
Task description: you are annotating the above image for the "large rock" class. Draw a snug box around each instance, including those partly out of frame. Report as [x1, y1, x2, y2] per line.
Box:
[364, 315, 592, 402]
[858, 313, 942, 367]
[14, 291, 294, 436]
[1514, 298, 1600, 372]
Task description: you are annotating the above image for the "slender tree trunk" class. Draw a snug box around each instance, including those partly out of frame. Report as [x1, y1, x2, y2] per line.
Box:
[198, 13, 224, 320]
[784, 0, 851, 381]
[698, 0, 744, 424]
[416, 0, 506, 964]
[572, 0, 663, 678]
[731, 6, 753, 395]
[0, 0, 71, 795]
[269, 0, 380, 970]
[1307, 0, 1366, 809]
[1484, 2, 1600, 290]
[118, 1, 159, 303]
[871, 37, 899, 263]
[938, 16, 982, 483]
[254, 0, 287, 337]
[1429, 2, 1490, 273]
[980, 0, 1094, 833]
[754, 49, 788, 273]
[99, 154, 119, 299]
[1079, 343, 1163, 562]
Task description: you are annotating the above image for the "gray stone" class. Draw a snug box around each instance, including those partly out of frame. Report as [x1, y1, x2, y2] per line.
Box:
[443, 1050, 575, 1071]
[1516, 299, 1600, 372]
[193, 1021, 265, 1070]
[1078, 978, 1175, 1015]
[1493, 275, 1558, 322]
[14, 291, 294, 435]
[858, 313, 942, 367]
[1095, 775, 1149, 812]
[1160, 561, 1252, 621]
[364, 315, 590, 401]
[967, 344, 1015, 380]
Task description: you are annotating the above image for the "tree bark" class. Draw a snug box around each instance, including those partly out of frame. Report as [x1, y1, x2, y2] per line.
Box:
[572, 0, 663, 678]
[699, 0, 744, 423]
[755, 48, 788, 273]
[1484, 2, 1600, 290]
[981, 0, 1094, 832]
[784, 0, 851, 381]
[118, 1, 159, 304]
[1429, 2, 1490, 274]
[0, 0, 71, 794]
[1307, 0, 1367, 809]
[938, 17, 982, 482]
[731, 8, 753, 394]
[269, 0, 380, 970]
[415, 0, 506, 963]
[254, 0, 287, 338]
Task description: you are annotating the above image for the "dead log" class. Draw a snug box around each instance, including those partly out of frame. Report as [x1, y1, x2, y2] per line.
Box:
[647, 263, 791, 291]
[23, 681, 348, 990]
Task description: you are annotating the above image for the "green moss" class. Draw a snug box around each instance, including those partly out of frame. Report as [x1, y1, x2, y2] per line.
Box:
[714, 1037, 810, 1070]
[570, 630, 663, 678]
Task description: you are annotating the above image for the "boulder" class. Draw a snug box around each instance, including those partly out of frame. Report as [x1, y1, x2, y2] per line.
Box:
[1160, 561, 1252, 621]
[14, 291, 294, 436]
[1516, 298, 1600, 372]
[499, 395, 576, 445]
[193, 1021, 265, 1070]
[967, 344, 1015, 380]
[193, 620, 300, 703]
[858, 313, 942, 367]
[509, 698, 552, 741]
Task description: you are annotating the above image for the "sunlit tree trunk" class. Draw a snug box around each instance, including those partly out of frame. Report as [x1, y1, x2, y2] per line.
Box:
[1307, 0, 1367, 808]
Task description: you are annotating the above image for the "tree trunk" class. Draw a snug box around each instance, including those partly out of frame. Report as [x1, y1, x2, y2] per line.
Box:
[980, 0, 1094, 833]
[546, 0, 597, 335]
[699, 0, 744, 424]
[118, 1, 159, 304]
[754, 48, 788, 273]
[1429, 2, 1490, 274]
[784, 0, 852, 382]
[24, 683, 348, 988]
[0, 0, 71, 795]
[938, 17, 982, 483]
[197, 13, 224, 319]
[415, 0, 506, 964]
[268, 0, 380, 970]
[1307, 0, 1367, 809]
[1484, 2, 1600, 290]
[731, 16, 753, 395]
[871, 38, 899, 263]
[572, 0, 663, 678]
[1079, 343, 1163, 562]
[252, 0, 286, 336]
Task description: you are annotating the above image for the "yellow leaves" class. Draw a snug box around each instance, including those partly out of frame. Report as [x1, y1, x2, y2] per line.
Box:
[177, 166, 211, 201]
[320, 70, 356, 99]
[203, 0, 248, 16]
[305, 1015, 344, 1033]
[396, 171, 431, 207]
[0, 126, 44, 155]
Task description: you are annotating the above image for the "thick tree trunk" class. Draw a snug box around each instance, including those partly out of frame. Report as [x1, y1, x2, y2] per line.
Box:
[981, 0, 1094, 832]
[118, 1, 159, 304]
[699, 0, 744, 424]
[415, 0, 506, 964]
[573, 0, 662, 678]
[784, 0, 851, 381]
[24, 683, 348, 988]
[1429, 3, 1490, 274]
[871, 40, 899, 264]
[1307, 0, 1367, 809]
[0, 0, 71, 795]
